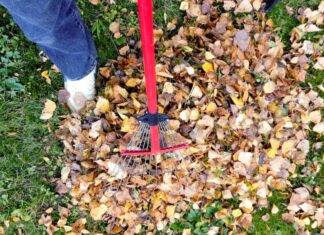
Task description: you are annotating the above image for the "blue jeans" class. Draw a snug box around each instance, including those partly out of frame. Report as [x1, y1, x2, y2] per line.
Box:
[0, 0, 97, 80]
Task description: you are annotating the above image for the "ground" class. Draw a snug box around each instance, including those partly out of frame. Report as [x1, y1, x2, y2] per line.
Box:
[0, 0, 323, 234]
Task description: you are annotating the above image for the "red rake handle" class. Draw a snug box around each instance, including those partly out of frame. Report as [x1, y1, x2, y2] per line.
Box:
[138, 0, 157, 114]
[137, 0, 160, 153]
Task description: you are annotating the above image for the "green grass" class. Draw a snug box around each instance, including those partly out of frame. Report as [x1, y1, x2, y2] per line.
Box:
[248, 192, 297, 235]
[0, 0, 323, 234]
[0, 6, 65, 234]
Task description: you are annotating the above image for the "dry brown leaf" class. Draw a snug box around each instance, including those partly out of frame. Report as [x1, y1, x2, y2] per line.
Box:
[109, 22, 120, 34]
[313, 122, 324, 133]
[90, 204, 108, 221]
[234, 30, 250, 51]
[235, 0, 253, 13]
[40, 99, 56, 120]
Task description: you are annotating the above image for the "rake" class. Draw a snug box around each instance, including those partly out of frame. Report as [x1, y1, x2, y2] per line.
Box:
[107, 0, 189, 190]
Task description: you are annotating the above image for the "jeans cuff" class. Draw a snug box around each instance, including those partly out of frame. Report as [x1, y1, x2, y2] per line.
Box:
[64, 57, 97, 81]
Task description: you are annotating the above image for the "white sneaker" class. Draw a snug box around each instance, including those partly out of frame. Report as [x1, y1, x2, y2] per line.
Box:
[64, 68, 96, 113]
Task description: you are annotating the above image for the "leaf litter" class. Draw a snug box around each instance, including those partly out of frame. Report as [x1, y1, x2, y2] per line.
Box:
[37, 0, 324, 234]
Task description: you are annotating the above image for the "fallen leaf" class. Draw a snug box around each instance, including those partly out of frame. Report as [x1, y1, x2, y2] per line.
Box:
[191, 85, 203, 98]
[126, 78, 141, 87]
[232, 209, 243, 218]
[271, 204, 279, 214]
[230, 95, 244, 109]
[61, 166, 70, 183]
[235, 0, 253, 13]
[109, 22, 120, 34]
[89, 0, 99, 5]
[238, 152, 253, 166]
[263, 81, 276, 94]
[313, 122, 324, 133]
[90, 204, 107, 221]
[202, 62, 213, 72]
[40, 99, 56, 120]
[234, 30, 250, 51]
[95, 97, 110, 113]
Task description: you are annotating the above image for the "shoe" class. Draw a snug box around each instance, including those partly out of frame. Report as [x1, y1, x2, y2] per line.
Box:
[260, 0, 280, 12]
[64, 68, 96, 113]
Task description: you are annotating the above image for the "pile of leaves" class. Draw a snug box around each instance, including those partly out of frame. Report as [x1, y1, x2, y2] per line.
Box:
[40, 0, 324, 234]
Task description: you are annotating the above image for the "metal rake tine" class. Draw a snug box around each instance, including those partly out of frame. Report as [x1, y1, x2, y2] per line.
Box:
[108, 155, 124, 192]
[118, 156, 137, 189]
[128, 123, 145, 149]
[138, 126, 149, 150]
[148, 154, 157, 181]
[149, 154, 153, 178]
[140, 158, 147, 191]
[160, 121, 171, 147]
[144, 124, 150, 149]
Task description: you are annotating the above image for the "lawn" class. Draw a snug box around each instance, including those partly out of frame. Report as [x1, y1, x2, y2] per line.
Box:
[0, 0, 323, 234]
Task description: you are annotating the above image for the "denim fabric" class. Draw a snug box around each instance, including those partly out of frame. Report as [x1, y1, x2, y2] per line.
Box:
[0, 0, 97, 80]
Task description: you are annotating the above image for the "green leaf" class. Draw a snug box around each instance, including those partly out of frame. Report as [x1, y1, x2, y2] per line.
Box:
[170, 221, 192, 232]
[186, 209, 201, 223]
[115, 36, 126, 46]
[2, 77, 24, 92]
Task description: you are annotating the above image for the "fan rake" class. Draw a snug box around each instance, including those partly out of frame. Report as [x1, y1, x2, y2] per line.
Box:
[106, 0, 189, 191]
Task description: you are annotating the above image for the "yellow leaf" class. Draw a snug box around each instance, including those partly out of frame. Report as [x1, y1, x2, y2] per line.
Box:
[120, 117, 138, 133]
[215, 191, 222, 199]
[259, 164, 267, 174]
[189, 108, 200, 121]
[202, 62, 213, 72]
[270, 138, 280, 149]
[205, 51, 215, 60]
[206, 102, 217, 114]
[267, 148, 277, 159]
[90, 204, 107, 221]
[166, 205, 175, 219]
[126, 78, 141, 87]
[132, 98, 141, 109]
[232, 209, 242, 218]
[12, 216, 20, 222]
[41, 70, 49, 79]
[268, 102, 281, 116]
[230, 95, 244, 109]
[263, 81, 276, 94]
[96, 97, 110, 113]
[281, 140, 295, 155]
[40, 99, 56, 120]
[116, 85, 128, 98]
[152, 192, 166, 210]
[124, 202, 132, 212]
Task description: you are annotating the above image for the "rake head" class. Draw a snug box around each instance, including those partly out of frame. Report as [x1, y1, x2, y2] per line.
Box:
[122, 114, 188, 156]
[106, 113, 189, 191]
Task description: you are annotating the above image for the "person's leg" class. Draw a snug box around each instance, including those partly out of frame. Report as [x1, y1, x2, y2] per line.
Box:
[0, 0, 97, 112]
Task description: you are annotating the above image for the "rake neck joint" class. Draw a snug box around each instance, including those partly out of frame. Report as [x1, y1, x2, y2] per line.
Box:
[138, 113, 168, 126]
